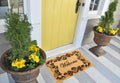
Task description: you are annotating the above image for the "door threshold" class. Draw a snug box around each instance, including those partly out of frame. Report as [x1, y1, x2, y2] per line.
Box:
[46, 44, 78, 59]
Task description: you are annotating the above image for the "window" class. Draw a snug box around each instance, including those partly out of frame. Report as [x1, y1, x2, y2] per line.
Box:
[10, 0, 24, 14]
[0, 0, 24, 19]
[89, 0, 100, 11]
[0, 0, 8, 6]
[0, 0, 8, 19]
[88, 0, 105, 19]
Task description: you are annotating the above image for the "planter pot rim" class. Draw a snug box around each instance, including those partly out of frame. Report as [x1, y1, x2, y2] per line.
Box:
[94, 31, 114, 37]
[0, 48, 46, 75]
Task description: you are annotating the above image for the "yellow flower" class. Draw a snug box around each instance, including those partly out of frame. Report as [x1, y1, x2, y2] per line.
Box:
[29, 45, 36, 51]
[34, 47, 39, 52]
[29, 53, 40, 63]
[108, 28, 119, 35]
[109, 29, 116, 35]
[109, 30, 115, 35]
[97, 26, 104, 33]
[29, 45, 39, 52]
[114, 27, 119, 33]
[12, 58, 26, 68]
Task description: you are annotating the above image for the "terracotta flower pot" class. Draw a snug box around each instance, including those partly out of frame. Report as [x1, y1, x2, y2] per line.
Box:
[89, 31, 113, 57]
[0, 48, 46, 83]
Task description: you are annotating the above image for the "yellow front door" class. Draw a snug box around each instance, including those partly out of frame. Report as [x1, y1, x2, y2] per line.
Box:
[42, 0, 79, 50]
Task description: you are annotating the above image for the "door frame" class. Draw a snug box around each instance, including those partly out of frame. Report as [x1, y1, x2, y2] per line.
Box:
[23, 0, 91, 58]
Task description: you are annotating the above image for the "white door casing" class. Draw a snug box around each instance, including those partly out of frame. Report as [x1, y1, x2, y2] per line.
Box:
[25, 0, 91, 58]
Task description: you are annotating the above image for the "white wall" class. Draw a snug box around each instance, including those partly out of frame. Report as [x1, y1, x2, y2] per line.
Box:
[24, 0, 42, 47]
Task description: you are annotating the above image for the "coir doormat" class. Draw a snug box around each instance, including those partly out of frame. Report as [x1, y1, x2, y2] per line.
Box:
[46, 50, 93, 83]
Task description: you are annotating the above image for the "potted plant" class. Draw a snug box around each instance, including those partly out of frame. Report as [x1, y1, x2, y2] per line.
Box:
[89, 0, 119, 57]
[0, 5, 46, 83]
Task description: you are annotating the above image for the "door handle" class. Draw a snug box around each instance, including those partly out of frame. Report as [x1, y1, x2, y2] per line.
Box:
[75, 0, 81, 13]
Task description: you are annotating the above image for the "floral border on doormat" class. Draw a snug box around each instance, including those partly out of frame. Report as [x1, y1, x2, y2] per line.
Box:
[46, 50, 93, 83]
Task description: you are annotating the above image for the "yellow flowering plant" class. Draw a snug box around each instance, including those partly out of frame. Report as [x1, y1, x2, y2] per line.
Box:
[3, 5, 45, 72]
[10, 41, 45, 71]
[95, 0, 119, 36]
[96, 26, 119, 36]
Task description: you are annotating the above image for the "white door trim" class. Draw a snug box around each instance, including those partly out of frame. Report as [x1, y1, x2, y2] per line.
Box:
[0, 0, 91, 58]
[74, 0, 91, 48]
[24, 0, 91, 58]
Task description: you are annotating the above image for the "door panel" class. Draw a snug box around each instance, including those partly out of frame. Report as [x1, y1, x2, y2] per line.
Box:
[42, 0, 79, 50]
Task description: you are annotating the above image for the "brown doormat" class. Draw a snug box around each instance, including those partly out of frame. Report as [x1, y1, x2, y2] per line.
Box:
[46, 50, 94, 83]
